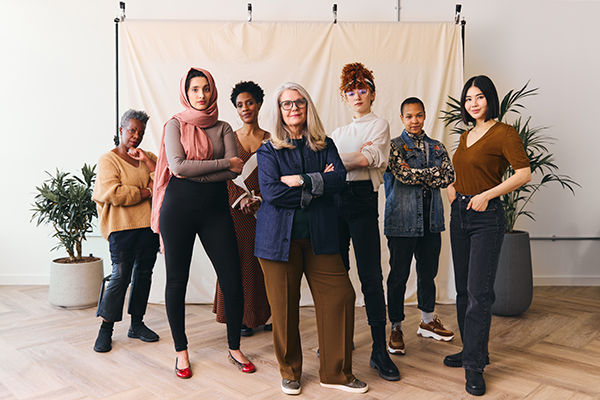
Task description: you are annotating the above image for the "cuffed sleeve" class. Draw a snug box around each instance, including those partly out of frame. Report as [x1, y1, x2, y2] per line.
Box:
[361, 118, 390, 169]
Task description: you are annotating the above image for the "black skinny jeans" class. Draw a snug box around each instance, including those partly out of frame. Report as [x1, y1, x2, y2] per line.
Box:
[97, 228, 159, 322]
[160, 177, 243, 352]
[335, 181, 387, 326]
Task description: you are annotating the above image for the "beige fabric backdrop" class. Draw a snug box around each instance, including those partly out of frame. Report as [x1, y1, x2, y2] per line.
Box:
[120, 20, 463, 306]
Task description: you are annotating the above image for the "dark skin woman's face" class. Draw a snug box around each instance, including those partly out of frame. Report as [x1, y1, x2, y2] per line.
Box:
[119, 118, 146, 150]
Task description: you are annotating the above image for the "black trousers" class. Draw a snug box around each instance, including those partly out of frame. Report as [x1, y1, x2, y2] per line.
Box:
[386, 190, 441, 323]
[160, 177, 243, 352]
[97, 228, 159, 322]
[335, 181, 387, 326]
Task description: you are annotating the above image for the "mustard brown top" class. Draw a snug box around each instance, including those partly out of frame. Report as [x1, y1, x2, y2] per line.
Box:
[93, 151, 157, 239]
[452, 122, 529, 195]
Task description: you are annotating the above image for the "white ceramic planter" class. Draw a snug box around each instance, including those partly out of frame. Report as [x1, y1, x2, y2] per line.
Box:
[49, 258, 104, 309]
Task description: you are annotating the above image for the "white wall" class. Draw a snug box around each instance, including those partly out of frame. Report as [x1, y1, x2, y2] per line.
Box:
[1, 0, 598, 285]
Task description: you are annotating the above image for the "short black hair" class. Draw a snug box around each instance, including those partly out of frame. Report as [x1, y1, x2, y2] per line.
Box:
[230, 81, 265, 106]
[400, 97, 425, 116]
[460, 75, 500, 125]
[185, 69, 207, 94]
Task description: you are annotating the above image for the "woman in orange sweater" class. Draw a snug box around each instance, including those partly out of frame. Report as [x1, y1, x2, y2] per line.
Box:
[92, 109, 160, 353]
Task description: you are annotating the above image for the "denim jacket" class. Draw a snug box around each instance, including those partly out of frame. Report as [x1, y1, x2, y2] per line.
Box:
[384, 130, 447, 237]
[255, 137, 347, 261]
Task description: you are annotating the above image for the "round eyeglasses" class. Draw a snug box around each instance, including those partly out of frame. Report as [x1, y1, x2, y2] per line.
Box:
[345, 89, 369, 98]
[279, 98, 307, 111]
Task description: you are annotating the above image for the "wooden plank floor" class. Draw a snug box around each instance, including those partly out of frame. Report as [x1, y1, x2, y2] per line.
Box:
[0, 286, 599, 399]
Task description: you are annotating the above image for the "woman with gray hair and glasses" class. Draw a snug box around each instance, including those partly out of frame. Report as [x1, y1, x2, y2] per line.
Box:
[255, 82, 368, 395]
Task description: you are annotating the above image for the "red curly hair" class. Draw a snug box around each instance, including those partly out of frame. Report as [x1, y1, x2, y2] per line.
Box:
[339, 62, 376, 100]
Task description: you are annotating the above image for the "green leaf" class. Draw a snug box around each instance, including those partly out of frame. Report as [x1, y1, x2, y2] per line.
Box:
[30, 164, 98, 261]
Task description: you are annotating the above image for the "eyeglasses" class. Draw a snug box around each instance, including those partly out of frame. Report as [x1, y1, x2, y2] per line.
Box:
[279, 98, 307, 111]
[345, 89, 369, 97]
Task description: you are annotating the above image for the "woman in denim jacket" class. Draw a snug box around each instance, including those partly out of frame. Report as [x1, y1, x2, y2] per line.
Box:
[256, 82, 368, 395]
[383, 97, 455, 359]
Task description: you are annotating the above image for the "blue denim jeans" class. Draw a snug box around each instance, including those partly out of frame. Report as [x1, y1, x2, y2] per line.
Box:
[450, 193, 505, 372]
[387, 190, 441, 323]
[336, 181, 387, 326]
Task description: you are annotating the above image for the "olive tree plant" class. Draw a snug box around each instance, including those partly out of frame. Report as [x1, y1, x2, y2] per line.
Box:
[31, 164, 97, 262]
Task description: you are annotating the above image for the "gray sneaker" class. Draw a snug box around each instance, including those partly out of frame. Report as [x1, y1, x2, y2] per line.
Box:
[281, 379, 301, 395]
[320, 378, 369, 393]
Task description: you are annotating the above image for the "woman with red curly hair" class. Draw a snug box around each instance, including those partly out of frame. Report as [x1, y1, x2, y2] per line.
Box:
[330, 63, 399, 381]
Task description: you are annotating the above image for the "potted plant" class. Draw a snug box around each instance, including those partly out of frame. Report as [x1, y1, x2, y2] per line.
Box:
[441, 82, 579, 316]
[31, 163, 104, 309]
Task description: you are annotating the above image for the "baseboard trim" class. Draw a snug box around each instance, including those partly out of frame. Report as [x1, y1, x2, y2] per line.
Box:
[533, 277, 600, 286]
[0, 275, 50, 285]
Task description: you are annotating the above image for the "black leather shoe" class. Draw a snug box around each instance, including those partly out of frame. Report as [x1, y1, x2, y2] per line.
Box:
[240, 325, 253, 337]
[369, 348, 401, 381]
[128, 322, 159, 342]
[465, 370, 486, 396]
[443, 351, 490, 368]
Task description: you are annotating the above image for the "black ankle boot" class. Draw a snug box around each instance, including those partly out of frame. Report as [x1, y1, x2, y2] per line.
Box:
[94, 321, 114, 352]
[465, 369, 486, 396]
[368, 325, 400, 381]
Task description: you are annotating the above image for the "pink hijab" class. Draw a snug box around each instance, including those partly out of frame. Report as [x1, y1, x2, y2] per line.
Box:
[151, 67, 218, 235]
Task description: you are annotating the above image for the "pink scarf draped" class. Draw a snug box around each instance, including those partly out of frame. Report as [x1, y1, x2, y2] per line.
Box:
[151, 67, 218, 235]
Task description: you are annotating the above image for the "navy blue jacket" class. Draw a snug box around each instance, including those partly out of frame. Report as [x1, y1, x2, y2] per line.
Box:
[255, 137, 346, 261]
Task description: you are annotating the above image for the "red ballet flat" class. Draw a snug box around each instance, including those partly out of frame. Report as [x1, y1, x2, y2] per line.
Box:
[175, 357, 192, 379]
[228, 351, 256, 373]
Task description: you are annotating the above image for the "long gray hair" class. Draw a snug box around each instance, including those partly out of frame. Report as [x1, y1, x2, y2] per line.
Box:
[269, 82, 327, 152]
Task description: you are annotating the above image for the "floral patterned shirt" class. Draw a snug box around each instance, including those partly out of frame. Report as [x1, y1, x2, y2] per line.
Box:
[387, 132, 454, 188]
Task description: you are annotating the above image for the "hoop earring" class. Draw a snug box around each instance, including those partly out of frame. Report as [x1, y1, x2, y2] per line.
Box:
[236, 116, 242, 127]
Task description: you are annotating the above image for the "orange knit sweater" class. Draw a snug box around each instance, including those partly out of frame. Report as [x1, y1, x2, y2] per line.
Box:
[92, 151, 157, 240]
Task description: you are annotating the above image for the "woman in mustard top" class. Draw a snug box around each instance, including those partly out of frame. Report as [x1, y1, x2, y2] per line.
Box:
[444, 76, 531, 396]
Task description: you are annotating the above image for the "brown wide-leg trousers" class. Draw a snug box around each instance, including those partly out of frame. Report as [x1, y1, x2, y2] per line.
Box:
[259, 239, 356, 384]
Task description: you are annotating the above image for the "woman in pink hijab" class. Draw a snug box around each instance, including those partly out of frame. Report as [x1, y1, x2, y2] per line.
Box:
[152, 68, 255, 378]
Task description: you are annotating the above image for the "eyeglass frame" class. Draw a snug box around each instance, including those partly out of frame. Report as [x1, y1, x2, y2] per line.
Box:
[345, 88, 370, 98]
[279, 98, 308, 111]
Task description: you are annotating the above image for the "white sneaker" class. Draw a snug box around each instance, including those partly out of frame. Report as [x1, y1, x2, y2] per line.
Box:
[417, 315, 455, 341]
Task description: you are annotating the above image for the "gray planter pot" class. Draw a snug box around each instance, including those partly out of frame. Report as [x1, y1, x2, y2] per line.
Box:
[492, 231, 533, 317]
[49, 258, 104, 309]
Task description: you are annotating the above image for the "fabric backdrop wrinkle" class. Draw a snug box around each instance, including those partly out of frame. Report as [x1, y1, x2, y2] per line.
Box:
[121, 20, 463, 306]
